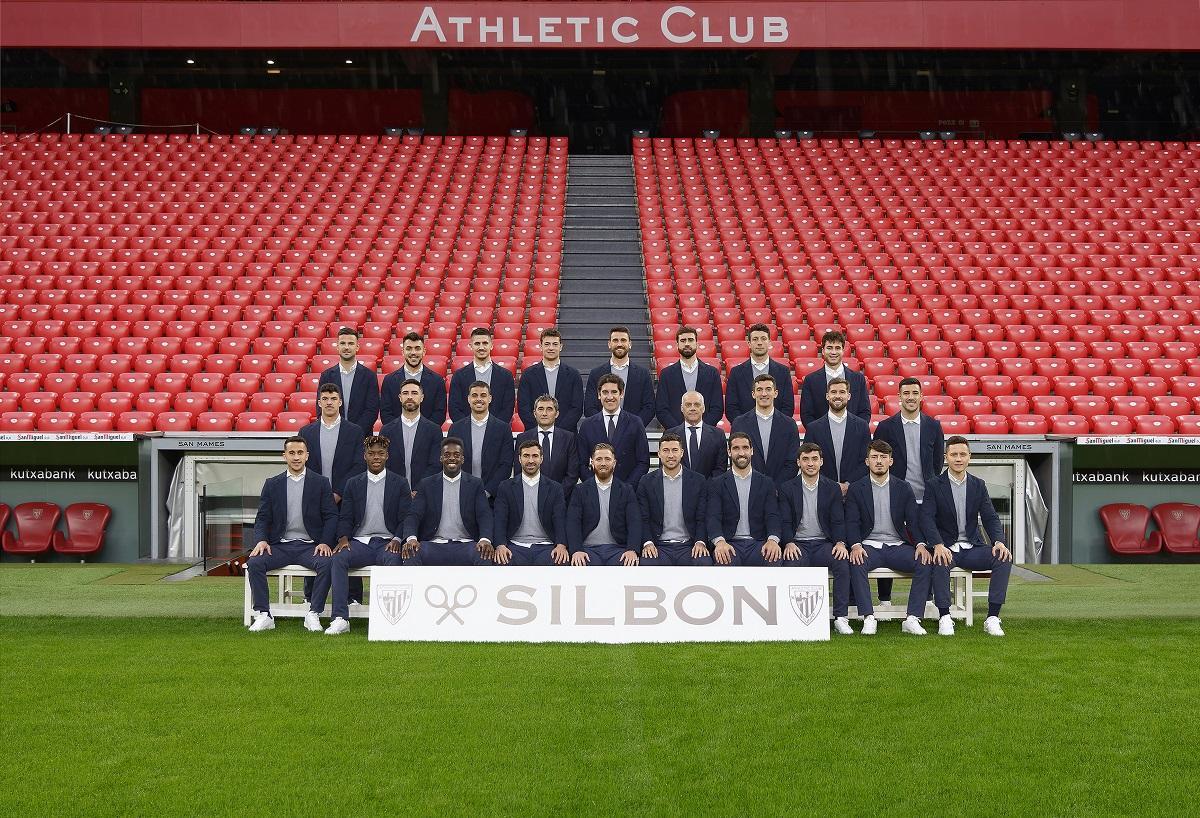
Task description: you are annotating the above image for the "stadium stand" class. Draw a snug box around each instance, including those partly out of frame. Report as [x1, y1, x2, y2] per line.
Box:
[52, 502, 112, 559]
[1099, 503, 1157, 555]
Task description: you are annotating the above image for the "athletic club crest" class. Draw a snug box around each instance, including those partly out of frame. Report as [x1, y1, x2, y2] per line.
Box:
[1171, 510, 1184, 522]
[82, 509, 93, 521]
[31, 507, 43, 520]
[789, 585, 824, 626]
[1119, 507, 1131, 521]
[376, 584, 413, 625]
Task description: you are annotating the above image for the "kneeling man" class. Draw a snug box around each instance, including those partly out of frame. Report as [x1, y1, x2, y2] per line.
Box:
[492, 439, 570, 566]
[401, 437, 494, 565]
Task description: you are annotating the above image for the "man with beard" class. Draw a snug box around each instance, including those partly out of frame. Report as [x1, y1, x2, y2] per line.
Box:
[378, 379, 443, 489]
[379, 332, 447, 425]
[706, 432, 783, 567]
[584, 326, 655, 426]
[655, 326, 724, 428]
[401, 438, 494, 566]
[492, 439, 571, 567]
[802, 377, 870, 493]
[317, 326, 379, 433]
[567, 443, 642, 567]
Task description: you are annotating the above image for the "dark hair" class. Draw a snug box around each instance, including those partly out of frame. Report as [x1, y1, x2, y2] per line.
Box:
[318, 383, 342, 396]
[540, 327, 561, 340]
[868, 439, 893, 455]
[747, 323, 771, 339]
[658, 432, 684, 448]
[753, 373, 777, 387]
[898, 376, 922, 390]
[402, 332, 424, 344]
[442, 436, 465, 451]
[826, 376, 850, 391]
[517, 439, 543, 454]
[468, 380, 491, 394]
[596, 373, 625, 394]
[470, 326, 493, 339]
[821, 330, 846, 347]
[364, 435, 390, 449]
[945, 435, 971, 452]
[675, 326, 698, 341]
[728, 431, 753, 448]
[283, 435, 307, 450]
[337, 326, 360, 338]
[609, 326, 630, 338]
[399, 378, 423, 391]
[798, 442, 823, 457]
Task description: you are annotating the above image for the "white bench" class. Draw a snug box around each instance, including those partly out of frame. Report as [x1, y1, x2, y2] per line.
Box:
[847, 567, 974, 626]
[242, 564, 372, 626]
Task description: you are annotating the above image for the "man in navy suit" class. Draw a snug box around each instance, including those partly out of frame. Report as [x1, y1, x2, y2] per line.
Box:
[518, 327, 584, 432]
[872, 376, 946, 605]
[492, 439, 571, 566]
[577, 374, 650, 489]
[730, 374, 799, 485]
[637, 432, 711, 566]
[844, 440, 935, 636]
[799, 329, 871, 427]
[449, 327, 516, 423]
[655, 326, 724, 429]
[379, 332, 447, 426]
[515, 394, 579, 502]
[322, 436, 411, 636]
[779, 442, 854, 634]
[401, 438, 493, 565]
[317, 326, 379, 433]
[922, 436, 1012, 637]
[448, 381, 514, 500]
[706, 432, 783, 567]
[378, 378, 443, 489]
[245, 437, 338, 632]
[583, 326, 655, 426]
[725, 323, 794, 421]
[802, 377, 870, 493]
[668, 391, 728, 479]
[567, 443, 642, 566]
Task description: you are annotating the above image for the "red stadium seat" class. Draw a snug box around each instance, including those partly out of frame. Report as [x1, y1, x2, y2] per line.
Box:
[78, 412, 116, 431]
[155, 412, 195, 432]
[1010, 414, 1050, 435]
[971, 414, 1009, 434]
[935, 414, 971, 434]
[1049, 415, 1090, 435]
[0, 412, 37, 431]
[37, 412, 77, 432]
[274, 412, 311, 432]
[235, 412, 274, 432]
[1133, 415, 1176, 435]
[52, 503, 111, 559]
[1090, 415, 1134, 434]
[2, 502, 61, 557]
[1098, 504, 1157, 555]
[1150, 503, 1200, 555]
[116, 411, 155, 433]
[195, 412, 235, 432]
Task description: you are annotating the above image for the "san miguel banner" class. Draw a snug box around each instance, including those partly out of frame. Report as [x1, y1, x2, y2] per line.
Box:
[368, 566, 830, 643]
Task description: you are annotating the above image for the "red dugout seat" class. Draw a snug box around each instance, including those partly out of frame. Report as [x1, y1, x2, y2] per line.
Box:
[53, 502, 112, 559]
[1099, 503, 1157, 555]
[2, 502, 61, 557]
[1150, 503, 1200, 555]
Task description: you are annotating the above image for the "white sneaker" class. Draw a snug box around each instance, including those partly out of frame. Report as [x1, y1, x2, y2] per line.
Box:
[303, 611, 323, 632]
[248, 612, 275, 632]
[860, 615, 878, 636]
[938, 615, 955, 636]
[984, 616, 1006, 637]
[324, 617, 350, 636]
[877, 599, 892, 609]
[833, 617, 854, 635]
[901, 615, 928, 636]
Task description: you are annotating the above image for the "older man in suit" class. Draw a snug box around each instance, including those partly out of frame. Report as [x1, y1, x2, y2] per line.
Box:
[668, 390, 728, 479]
[514, 394, 580, 503]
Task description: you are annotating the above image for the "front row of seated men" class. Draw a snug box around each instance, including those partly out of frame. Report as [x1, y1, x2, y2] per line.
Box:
[246, 430, 1012, 637]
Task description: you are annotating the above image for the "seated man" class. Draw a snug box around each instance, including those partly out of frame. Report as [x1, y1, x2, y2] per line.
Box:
[706, 432, 783, 567]
[492, 439, 570, 566]
[779, 442, 854, 634]
[567, 443, 642, 566]
[245, 436, 338, 633]
[637, 432, 711, 566]
[922, 436, 1013, 637]
[514, 394, 580, 503]
[844, 440, 934, 636]
[323, 435, 412, 636]
[401, 438, 494, 566]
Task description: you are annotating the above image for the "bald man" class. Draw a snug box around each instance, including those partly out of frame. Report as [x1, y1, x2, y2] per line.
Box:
[667, 391, 729, 479]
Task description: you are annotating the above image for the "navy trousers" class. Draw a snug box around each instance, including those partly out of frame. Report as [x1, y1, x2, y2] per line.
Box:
[324, 537, 403, 620]
[641, 541, 714, 566]
[931, 546, 1013, 613]
[851, 544, 932, 618]
[403, 540, 491, 566]
[576, 543, 634, 565]
[501, 543, 560, 566]
[304, 574, 364, 604]
[715, 538, 778, 567]
[783, 539, 851, 618]
[247, 541, 331, 615]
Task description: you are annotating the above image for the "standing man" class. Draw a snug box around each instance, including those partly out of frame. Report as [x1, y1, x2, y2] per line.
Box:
[799, 329, 871, 427]
[844, 440, 935, 636]
[401, 438, 493, 566]
[802, 377, 870, 492]
[577, 374, 650, 489]
[514, 395, 580, 502]
[725, 323, 794, 421]
[637, 432, 711, 566]
[318, 326, 379, 433]
[779, 442, 854, 635]
[448, 381, 514, 501]
[654, 326, 724, 429]
[584, 326, 655, 426]
[492, 439, 571, 566]
[668, 391, 728, 479]
[322, 436, 411, 636]
[379, 332, 447, 426]
[245, 437, 338, 632]
[730, 374, 800, 486]
[706, 432, 783, 567]
[377, 379, 443, 490]
[922, 436, 1012, 637]
[518, 327, 584, 432]
[449, 327, 516, 423]
[567, 443, 642, 566]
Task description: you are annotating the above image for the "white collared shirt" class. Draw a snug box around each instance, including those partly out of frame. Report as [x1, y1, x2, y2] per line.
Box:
[542, 363, 559, 373]
[404, 366, 424, 379]
[751, 358, 770, 373]
[825, 364, 845, 380]
[828, 410, 847, 425]
[596, 478, 613, 492]
[679, 358, 699, 373]
[320, 416, 341, 430]
[521, 473, 541, 488]
[474, 361, 493, 376]
[609, 360, 629, 372]
[901, 414, 921, 425]
[663, 467, 684, 481]
[287, 470, 306, 482]
[471, 416, 489, 428]
[870, 474, 890, 488]
[755, 410, 774, 421]
[366, 470, 386, 484]
[442, 472, 462, 484]
[339, 362, 357, 376]
[401, 414, 420, 428]
[948, 472, 968, 486]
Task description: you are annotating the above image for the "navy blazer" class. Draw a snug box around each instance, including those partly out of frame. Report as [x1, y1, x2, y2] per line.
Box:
[517, 362, 584, 432]
[777, 475, 847, 546]
[297, 419, 366, 496]
[636, 467, 708, 544]
[449, 361, 517, 423]
[253, 469, 338, 546]
[583, 362, 656, 427]
[873, 413, 946, 490]
[730, 410, 800, 486]
[654, 360, 725, 428]
[515, 427, 580, 501]
[318, 363, 380, 433]
[921, 472, 1004, 550]
[404, 472, 493, 543]
[725, 358, 795, 422]
[799, 366, 872, 428]
[378, 415, 444, 488]
[335, 470, 412, 542]
[379, 366, 447, 427]
[706, 470, 782, 544]
[844, 476, 926, 548]
[566, 477, 642, 553]
[802, 413, 871, 485]
[576, 409, 650, 489]
[668, 422, 729, 479]
[492, 475, 568, 546]
[448, 415, 515, 498]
